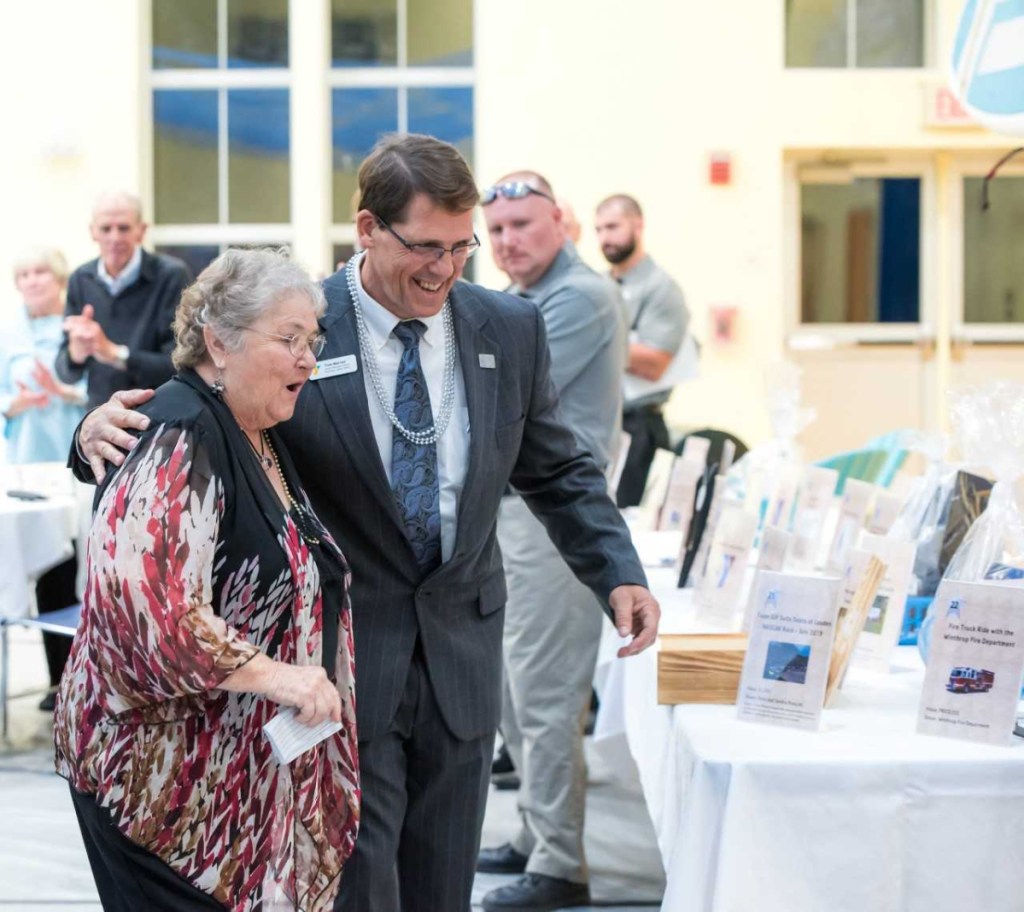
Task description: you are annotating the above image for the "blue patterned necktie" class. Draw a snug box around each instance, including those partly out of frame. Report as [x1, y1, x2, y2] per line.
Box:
[390, 320, 442, 574]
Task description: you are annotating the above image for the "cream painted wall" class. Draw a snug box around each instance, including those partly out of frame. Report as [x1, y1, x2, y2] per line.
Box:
[0, 1, 144, 319]
[1, 0, 1020, 456]
[475, 0, 1016, 453]
[475, 0, 789, 448]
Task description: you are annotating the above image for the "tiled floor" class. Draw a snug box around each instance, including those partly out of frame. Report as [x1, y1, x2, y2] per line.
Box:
[1, 626, 663, 911]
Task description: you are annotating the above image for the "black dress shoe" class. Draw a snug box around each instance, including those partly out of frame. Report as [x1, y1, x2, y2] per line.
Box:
[481, 873, 590, 911]
[38, 690, 56, 712]
[477, 842, 529, 874]
[492, 743, 515, 775]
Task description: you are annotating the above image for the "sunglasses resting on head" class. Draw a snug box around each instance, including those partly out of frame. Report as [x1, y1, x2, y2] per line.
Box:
[480, 182, 555, 205]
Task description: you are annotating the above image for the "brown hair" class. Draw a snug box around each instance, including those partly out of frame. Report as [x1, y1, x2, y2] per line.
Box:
[357, 133, 479, 224]
[596, 194, 643, 218]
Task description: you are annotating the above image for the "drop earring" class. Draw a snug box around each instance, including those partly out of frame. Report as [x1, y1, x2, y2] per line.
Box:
[212, 371, 225, 397]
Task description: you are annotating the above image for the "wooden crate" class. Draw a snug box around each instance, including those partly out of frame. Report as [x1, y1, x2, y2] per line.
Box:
[657, 633, 748, 705]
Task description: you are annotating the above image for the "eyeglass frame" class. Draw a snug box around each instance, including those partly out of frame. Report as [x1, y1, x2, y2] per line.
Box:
[480, 181, 556, 206]
[246, 328, 327, 359]
[374, 215, 481, 263]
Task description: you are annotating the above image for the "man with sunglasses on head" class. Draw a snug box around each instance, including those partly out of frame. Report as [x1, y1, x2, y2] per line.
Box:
[69, 136, 659, 912]
[477, 173, 629, 912]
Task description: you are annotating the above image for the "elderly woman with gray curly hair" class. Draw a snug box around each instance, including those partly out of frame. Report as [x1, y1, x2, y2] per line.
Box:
[54, 248, 359, 911]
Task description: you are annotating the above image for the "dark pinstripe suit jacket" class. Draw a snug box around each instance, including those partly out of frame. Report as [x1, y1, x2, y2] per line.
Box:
[279, 272, 646, 742]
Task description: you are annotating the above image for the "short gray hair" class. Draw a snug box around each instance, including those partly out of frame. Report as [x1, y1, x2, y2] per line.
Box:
[12, 247, 70, 285]
[173, 248, 326, 370]
[92, 191, 144, 223]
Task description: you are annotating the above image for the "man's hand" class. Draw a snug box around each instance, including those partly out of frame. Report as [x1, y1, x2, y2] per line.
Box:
[609, 584, 660, 658]
[79, 388, 156, 482]
[64, 304, 119, 365]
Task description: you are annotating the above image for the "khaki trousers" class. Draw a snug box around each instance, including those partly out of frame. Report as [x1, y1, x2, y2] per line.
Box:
[496, 496, 605, 884]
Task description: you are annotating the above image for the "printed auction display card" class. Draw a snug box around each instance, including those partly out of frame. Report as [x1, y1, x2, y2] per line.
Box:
[737, 571, 842, 732]
[695, 504, 758, 629]
[917, 580, 1024, 747]
[865, 491, 903, 535]
[658, 454, 704, 535]
[824, 551, 885, 705]
[763, 464, 802, 532]
[853, 532, 917, 672]
[825, 479, 874, 575]
[680, 474, 727, 587]
[742, 526, 790, 631]
[637, 447, 676, 531]
[788, 466, 839, 571]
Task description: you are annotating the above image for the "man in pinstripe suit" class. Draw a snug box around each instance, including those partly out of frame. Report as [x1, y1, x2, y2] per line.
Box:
[74, 134, 660, 912]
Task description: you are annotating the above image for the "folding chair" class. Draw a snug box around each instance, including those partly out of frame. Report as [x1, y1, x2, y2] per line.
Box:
[0, 603, 81, 739]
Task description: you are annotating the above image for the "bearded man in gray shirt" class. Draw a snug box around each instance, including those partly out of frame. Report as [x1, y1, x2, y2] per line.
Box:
[595, 193, 691, 508]
[476, 172, 626, 912]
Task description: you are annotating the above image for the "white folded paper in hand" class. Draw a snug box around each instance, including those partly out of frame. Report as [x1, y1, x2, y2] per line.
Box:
[263, 706, 343, 764]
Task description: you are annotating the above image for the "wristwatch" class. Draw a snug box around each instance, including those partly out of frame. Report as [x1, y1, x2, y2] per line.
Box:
[115, 344, 130, 369]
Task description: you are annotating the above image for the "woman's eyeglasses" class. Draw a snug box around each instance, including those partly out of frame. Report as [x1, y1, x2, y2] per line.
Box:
[247, 328, 327, 359]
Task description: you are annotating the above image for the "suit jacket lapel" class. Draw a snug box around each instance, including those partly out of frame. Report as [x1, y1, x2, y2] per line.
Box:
[316, 273, 408, 536]
[451, 285, 499, 551]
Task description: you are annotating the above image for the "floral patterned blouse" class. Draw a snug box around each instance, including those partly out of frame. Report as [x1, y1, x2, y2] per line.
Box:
[54, 372, 359, 912]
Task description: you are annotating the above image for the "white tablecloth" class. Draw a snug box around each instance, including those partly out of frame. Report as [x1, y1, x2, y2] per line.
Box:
[594, 555, 1024, 912]
[0, 465, 79, 620]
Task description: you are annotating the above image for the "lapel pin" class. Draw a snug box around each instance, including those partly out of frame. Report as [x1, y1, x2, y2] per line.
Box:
[478, 353, 496, 369]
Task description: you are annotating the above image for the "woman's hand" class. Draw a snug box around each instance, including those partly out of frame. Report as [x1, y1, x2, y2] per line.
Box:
[265, 662, 342, 727]
[219, 653, 341, 727]
[33, 360, 84, 405]
[5, 381, 49, 418]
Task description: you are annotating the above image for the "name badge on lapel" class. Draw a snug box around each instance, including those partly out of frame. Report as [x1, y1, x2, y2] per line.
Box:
[311, 354, 358, 381]
[478, 353, 496, 369]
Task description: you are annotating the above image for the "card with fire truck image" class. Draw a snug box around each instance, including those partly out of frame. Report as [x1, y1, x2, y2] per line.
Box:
[917, 580, 1024, 747]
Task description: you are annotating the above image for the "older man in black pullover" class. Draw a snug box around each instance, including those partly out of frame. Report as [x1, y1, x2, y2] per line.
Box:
[56, 192, 189, 408]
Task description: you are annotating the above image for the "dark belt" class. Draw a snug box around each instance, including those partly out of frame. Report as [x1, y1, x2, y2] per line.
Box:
[624, 402, 665, 417]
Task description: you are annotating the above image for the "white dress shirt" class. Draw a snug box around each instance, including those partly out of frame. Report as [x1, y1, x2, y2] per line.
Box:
[351, 255, 470, 563]
[96, 246, 142, 296]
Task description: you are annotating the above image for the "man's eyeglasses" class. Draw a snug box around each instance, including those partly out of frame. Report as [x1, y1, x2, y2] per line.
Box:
[375, 217, 481, 263]
[480, 182, 555, 206]
[247, 328, 327, 359]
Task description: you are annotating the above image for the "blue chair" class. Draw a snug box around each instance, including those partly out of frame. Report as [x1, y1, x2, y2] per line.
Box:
[864, 430, 911, 489]
[899, 596, 932, 646]
[0, 603, 81, 739]
[815, 448, 890, 496]
[815, 430, 911, 495]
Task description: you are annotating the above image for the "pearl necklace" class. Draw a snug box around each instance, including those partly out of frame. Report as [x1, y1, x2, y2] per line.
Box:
[346, 254, 457, 446]
[262, 430, 321, 545]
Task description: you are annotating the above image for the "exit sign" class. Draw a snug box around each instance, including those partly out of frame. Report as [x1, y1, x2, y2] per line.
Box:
[922, 81, 979, 128]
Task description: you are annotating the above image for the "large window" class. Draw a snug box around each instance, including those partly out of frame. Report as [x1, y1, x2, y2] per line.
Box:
[149, 1, 475, 276]
[150, 0, 291, 273]
[800, 177, 921, 324]
[964, 176, 1024, 324]
[786, 0, 924, 68]
[330, 0, 474, 229]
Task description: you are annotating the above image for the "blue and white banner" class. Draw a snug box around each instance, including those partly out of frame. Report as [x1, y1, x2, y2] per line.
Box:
[951, 0, 1024, 135]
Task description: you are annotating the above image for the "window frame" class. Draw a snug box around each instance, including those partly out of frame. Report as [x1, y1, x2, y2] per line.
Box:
[144, 0, 295, 254]
[784, 0, 933, 70]
[950, 152, 1024, 343]
[143, 0, 476, 273]
[785, 153, 937, 348]
[327, 0, 475, 250]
